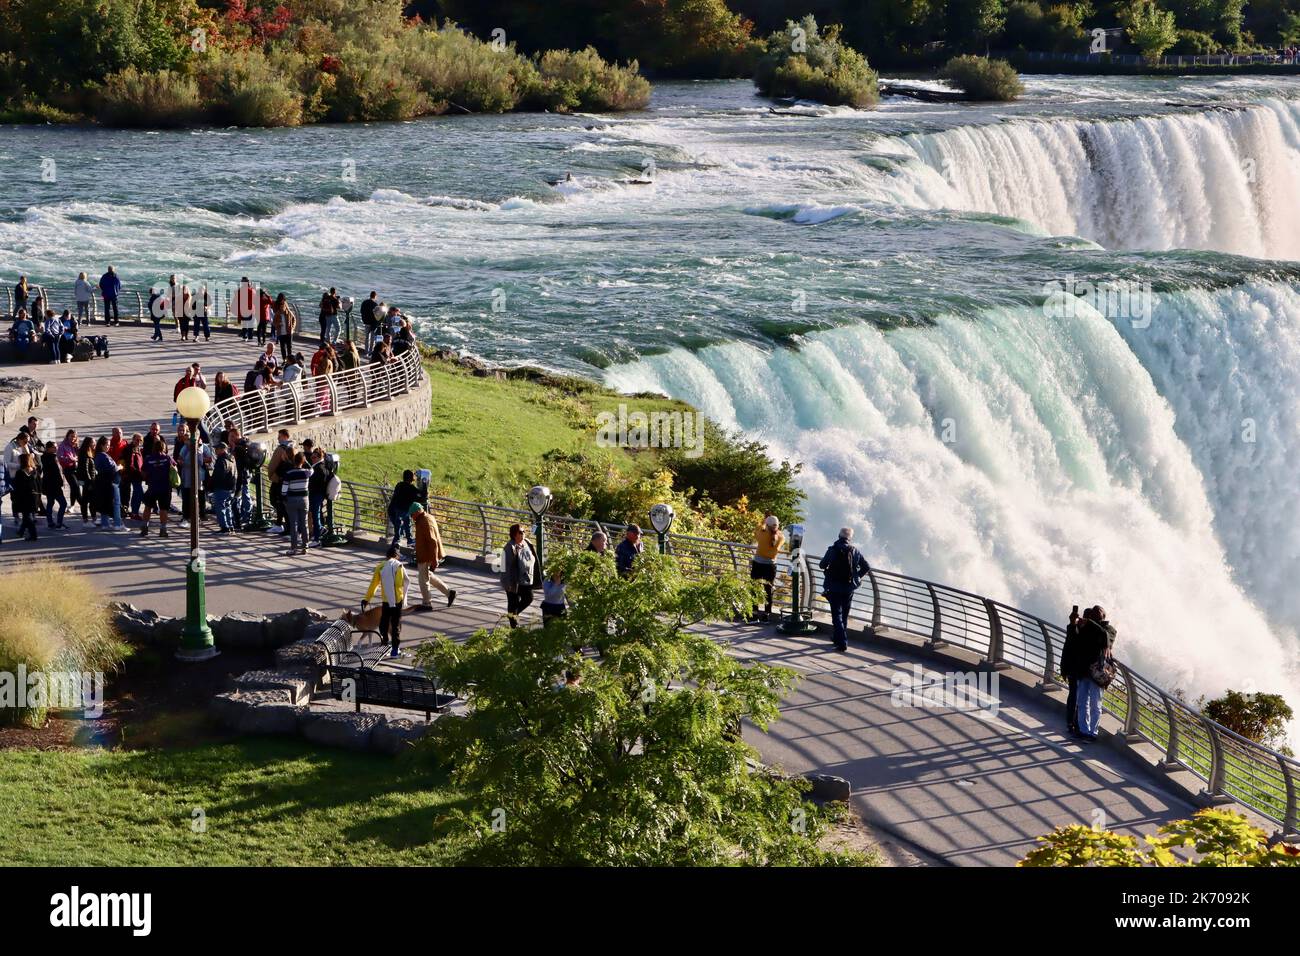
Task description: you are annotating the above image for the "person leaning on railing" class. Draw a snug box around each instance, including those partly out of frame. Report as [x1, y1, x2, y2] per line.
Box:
[751, 514, 784, 621]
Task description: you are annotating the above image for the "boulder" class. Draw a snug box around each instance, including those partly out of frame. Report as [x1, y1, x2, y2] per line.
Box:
[109, 602, 167, 640]
[233, 669, 314, 705]
[302, 712, 383, 751]
[371, 717, 432, 756]
[238, 702, 309, 736]
[274, 639, 327, 672]
[265, 607, 330, 648]
[804, 773, 852, 803]
[212, 611, 268, 649]
[210, 689, 291, 728]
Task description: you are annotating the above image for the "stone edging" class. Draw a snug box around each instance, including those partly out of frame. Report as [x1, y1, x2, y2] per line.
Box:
[0, 375, 47, 429]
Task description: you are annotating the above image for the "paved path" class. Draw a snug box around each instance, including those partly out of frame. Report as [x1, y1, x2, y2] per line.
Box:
[0, 516, 1209, 866]
[12, 322, 265, 439]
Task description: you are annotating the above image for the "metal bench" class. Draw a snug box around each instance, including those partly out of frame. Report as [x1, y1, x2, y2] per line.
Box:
[324, 661, 452, 721]
[315, 619, 387, 669]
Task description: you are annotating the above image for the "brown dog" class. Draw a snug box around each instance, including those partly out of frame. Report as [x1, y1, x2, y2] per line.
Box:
[343, 605, 383, 640]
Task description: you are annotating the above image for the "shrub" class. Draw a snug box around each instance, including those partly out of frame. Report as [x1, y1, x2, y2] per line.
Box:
[754, 16, 878, 108]
[939, 55, 1024, 101]
[0, 562, 126, 726]
[401, 24, 537, 114]
[197, 51, 304, 127]
[96, 67, 202, 127]
[1197, 690, 1294, 755]
[1172, 28, 1218, 54]
[532, 47, 652, 113]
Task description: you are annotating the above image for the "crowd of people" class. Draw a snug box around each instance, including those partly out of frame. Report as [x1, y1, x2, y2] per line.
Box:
[7, 274, 111, 363]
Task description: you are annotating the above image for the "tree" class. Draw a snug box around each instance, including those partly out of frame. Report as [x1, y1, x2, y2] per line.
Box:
[1198, 690, 1294, 755]
[1021, 809, 1300, 866]
[946, 0, 1008, 51]
[1120, 0, 1179, 58]
[415, 550, 862, 865]
[1279, 10, 1300, 44]
[753, 15, 880, 107]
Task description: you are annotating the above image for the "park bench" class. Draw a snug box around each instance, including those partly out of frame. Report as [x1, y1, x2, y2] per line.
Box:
[314, 619, 387, 669]
[323, 661, 451, 721]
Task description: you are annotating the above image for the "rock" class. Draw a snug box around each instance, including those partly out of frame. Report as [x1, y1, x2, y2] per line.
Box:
[238, 702, 308, 736]
[302, 711, 383, 751]
[274, 639, 327, 672]
[210, 689, 291, 728]
[805, 773, 852, 802]
[371, 717, 432, 755]
[109, 602, 166, 640]
[233, 669, 314, 705]
[265, 607, 330, 648]
[212, 610, 268, 649]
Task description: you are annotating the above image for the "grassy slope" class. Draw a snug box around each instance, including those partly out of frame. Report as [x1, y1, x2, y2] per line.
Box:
[338, 360, 694, 506]
[0, 739, 467, 865]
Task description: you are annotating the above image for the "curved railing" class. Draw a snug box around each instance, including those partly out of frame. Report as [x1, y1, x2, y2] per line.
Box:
[200, 347, 422, 438]
[321, 480, 1299, 834]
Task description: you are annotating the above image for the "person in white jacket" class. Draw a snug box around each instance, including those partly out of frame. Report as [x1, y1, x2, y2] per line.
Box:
[74, 272, 93, 323]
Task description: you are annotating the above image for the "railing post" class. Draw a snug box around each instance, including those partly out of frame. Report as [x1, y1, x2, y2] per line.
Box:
[477, 504, 491, 560]
[980, 599, 1008, 670]
[1277, 755, 1298, 839]
[348, 482, 362, 533]
[1198, 716, 1232, 806]
[863, 564, 881, 633]
[291, 381, 302, 422]
[1037, 620, 1064, 690]
[257, 389, 270, 434]
[1110, 661, 1142, 741]
[1158, 691, 1181, 770]
[326, 373, 339, 416]
[924, 582, 944, 650]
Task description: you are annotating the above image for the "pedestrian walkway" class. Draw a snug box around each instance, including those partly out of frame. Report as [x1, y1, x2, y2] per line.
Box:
[0, 517, 1211, 866]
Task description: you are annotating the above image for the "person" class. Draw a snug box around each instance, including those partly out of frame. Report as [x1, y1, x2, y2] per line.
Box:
[229, 426, 252, 530]
[337, 338, 360, 371]
[1060, 605, 1085, 736]
[12, 453, 39, 541]
[139, 434, 173, 538]
[40, 441, 66, 529]
[541, 568, 567, 623]
[73, 272, 93, 323]
[178, 432, 213, 526]
[75, 436, 97, 523]
[57, 429, 81, 516]
[1074, 606, 1117, 742]
[280, 451, 311, 555]
[9, 310, 35, 356]
[99, 266, 121, 324]
[369, 334, 394, 366]
[42, 311, 63, 363]
[615, 525, 643, 576]
[281, 354, 303, 384]
[257, 289, 273, 347]
[307, 447, 329, 543]
[751, 514, 784, 621]
[92, 436, 124, 530]
[410, 502, 456, 609]
[266, 429, 293, 533]
[214, 371, 236, 403]
[318, 287, 341, 346]
[360, 291, 380, 354]
[502, 523, 537, 628]
[586, 530, 609, 554]
[148, 287, 164, 341]
[193, 283, 211, 342]
[58, 309, 78, 360]
[171, 275, 190, 342]
[107, 426, 128, 465]
[3, 430, 34, 523]
[388, 470, 420, 548]
[273, 293, 295, 363]
[123, 433, 145, 519]
[362, 544, 408, 658]
[174, 363, 205, 401]
[819, 527, 869, 652]
[237, 277, 257, 342]
[13, 276, 29, 316]
[209, 442, 237, 533]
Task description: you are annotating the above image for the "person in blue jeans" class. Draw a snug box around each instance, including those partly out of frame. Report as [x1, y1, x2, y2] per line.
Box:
[818, 527, 870, 652]
[1072, 606, 1117, 741]
[208, 442, 237, 532]
[387, 470, 420, 548]
[92, 436, 124, 530]
[99, 266, 121, 324]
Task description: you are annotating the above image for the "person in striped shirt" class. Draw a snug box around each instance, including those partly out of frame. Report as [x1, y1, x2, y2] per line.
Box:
[363, 544, 408, 658]
[280, 451, 312, 555]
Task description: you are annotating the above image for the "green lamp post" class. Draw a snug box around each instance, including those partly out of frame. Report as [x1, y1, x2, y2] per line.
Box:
[175, 386, 219, 661]
[246, 440, 271, 532]
[526, 485, 553, 571]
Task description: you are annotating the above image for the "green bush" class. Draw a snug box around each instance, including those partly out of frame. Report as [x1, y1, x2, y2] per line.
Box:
[939, 55, 1024, 101]
[0, 562, 126, 727]
[197, 52, 304, 127]
[754, 16, 878, 108]
[1172, 28, 1219, 53]
[97, 67, 202, 127]
[532, 47, 651, 112]
[401, 25, 537, 114]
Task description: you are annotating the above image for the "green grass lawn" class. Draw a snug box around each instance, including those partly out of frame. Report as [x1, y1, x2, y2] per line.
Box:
[0, 739, 468, 866]
[337, 360, 694, 505]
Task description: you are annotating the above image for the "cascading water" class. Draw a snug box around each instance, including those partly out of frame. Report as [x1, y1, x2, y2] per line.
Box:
[899, 99, 1300, 258]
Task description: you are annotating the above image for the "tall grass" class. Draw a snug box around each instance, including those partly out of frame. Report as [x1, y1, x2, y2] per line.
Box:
[0, 562, 126, 726]
[96, 67, 202, 128]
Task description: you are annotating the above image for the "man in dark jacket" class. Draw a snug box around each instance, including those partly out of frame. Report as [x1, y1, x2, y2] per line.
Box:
[209, 443, 237, 533]
[819, 527, 870, 652]
[388, 470, 420, 548]
[1059, 607, 1085, 735]
[1074, 606, 1117, 742]
[615, 525, 643, 576]
[99, 266, 121, 325]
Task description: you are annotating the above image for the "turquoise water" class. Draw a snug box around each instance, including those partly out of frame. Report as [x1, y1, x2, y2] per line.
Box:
[5, 75, 1300, 705]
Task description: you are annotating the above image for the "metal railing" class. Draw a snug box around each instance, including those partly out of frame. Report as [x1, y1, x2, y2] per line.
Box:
[1013, 49, 1300, 69]
[795, 560, 1299, 835]
[320, 478, 1300, 834]
[201, 347, 422, 438]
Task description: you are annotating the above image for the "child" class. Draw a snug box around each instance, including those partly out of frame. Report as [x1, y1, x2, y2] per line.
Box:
[541, 569, 568, 623]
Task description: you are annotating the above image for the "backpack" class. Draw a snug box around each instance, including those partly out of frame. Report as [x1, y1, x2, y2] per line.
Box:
[1090, 651, 1117, 690]
[244, 368, 261, 392]
[325, 473, 342, 501]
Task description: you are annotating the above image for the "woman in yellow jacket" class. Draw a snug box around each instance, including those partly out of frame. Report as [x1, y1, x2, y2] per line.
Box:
[752, 514, 784, 621]
[362, 544, 407, 658]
